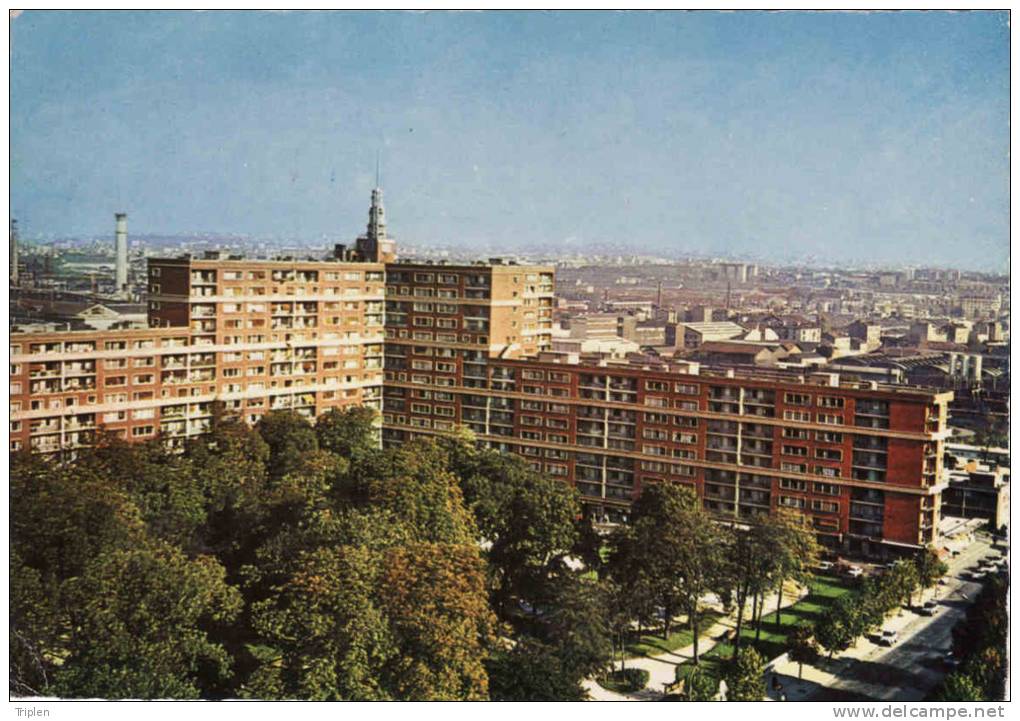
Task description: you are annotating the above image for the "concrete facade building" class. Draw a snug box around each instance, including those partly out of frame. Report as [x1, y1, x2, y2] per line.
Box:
[10, 190, 956, 558]
[382, 349, 951, 556]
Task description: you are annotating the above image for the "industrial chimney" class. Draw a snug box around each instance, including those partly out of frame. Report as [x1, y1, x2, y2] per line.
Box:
[115, 213, 128, 294]
[10, 218, 18, 286]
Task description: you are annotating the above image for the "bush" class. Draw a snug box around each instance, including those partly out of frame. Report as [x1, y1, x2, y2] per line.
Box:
[598, 668, 650, 694]
[724, 647, 766, 701]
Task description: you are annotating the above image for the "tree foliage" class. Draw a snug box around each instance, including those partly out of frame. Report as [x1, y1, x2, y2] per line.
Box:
[724, 646, 766, 701]
[11, 410, 502, 700]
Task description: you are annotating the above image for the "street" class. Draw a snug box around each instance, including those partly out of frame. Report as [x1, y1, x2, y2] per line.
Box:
[770, 535, 1000, 702]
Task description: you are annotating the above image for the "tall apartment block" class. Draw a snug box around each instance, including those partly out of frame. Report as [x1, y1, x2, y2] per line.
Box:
[381, 268, 953, 557]
[381, 260, 555, 429]
[10, 188, 390, 454]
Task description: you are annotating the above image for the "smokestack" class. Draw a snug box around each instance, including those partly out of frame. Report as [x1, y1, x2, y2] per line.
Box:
[10, 218, 18, 286]
[115, 213, 128, 293]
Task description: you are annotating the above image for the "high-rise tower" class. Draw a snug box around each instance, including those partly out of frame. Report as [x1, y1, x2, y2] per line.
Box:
[115, 213, 128, 294]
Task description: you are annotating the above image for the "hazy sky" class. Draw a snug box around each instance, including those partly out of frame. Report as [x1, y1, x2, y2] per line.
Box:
[10, 11, 1009, 270]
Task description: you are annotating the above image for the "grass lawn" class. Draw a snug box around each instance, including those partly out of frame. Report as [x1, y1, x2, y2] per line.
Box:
[673, 574, 856, 682]
[625, 609, 724, 658]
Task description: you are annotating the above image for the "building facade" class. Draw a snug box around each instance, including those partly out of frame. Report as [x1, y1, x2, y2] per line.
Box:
[11, 253, 386, 453]
[383, 350, 951, 556]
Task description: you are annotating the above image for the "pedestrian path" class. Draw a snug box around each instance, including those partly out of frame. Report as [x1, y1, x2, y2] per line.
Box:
[585, 582, 808, 701]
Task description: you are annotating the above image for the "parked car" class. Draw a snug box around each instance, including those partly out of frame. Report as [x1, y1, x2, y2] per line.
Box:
[942, 651, 960, 670]
[846, 566, 864, 579]
[938, 578, 949, 586]
[877, 630, 898, 647]
[816, 560, 834, 572]
[919, 600, 938, 616]
[969, 570, 987, 581]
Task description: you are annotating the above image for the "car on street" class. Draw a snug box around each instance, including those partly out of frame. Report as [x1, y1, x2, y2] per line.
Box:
[816, 561, 834, 572]
[846, 566, 864, 579]
[918, 600, 938, 616]
[969, 570, 987, 581]
[877, 630, 898, 647]
[942, 651, 960, 670]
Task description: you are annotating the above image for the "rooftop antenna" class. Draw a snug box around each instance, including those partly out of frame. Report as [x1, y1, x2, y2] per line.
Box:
[375, 150, 381, 189]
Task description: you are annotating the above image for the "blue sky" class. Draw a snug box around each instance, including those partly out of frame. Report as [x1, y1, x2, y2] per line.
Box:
[10, 11, 1009, 270]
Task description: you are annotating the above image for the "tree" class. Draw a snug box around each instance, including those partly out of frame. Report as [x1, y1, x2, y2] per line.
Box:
[443, 439, 580, 618]
[255, 410, 323, 480]
[724, 646, 766, 701]
[606, 524, 661, 640]
[768, 510, 820, 628]
[683, 665, 718, 701]
[315, 406, 380, 463]
[375, 543, 499, 700]
[932, 673, 983, 702]
[486, 639, 588, 701]
[533, 572, 613, 682]
[788, 625, 818, 680]
[50, 542, 242, 699]
[244, 544, 397, 700]
[885, 560, 920, 609]
[13, 403, 519, 701]
[607, 482, 722, 660]
[10, 551, 60, 697]
[719, 521, 779, 661]
[914, 546, 949, 594]
[815, 596, 861, 658]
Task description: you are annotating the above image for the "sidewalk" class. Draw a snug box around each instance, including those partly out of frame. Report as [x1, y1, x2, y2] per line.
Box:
[765, 536, 994, 702]
[585, 581, 808, 701]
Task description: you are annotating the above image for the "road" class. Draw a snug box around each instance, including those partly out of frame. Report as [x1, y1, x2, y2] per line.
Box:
[771, 534, 1001, 702]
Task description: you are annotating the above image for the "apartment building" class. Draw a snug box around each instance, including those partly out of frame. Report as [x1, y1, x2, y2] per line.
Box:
[11, 253, 386, 453]
[381, 259, 555, 430]
[383, 355, 952, 557]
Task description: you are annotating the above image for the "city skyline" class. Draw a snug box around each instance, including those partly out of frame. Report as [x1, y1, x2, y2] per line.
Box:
[11, 10, 1010, 271]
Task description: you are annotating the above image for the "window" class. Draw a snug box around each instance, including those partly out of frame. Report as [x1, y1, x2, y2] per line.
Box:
[783, 427, 809, 439]
[817, 396, 845, 409]
[785, 393, 811, 405]
[675, 383, 699, 394]
[811, 500, 839, 513]
[818, 413, 844, 426]
[780, 478, 808, 491]
[783, 410, 811, 422]
[779, 495, 806, 509]
[782, 445, 808, 457]
[813, 482, 839, 495]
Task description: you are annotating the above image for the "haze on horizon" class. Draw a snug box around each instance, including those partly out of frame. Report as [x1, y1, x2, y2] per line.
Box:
[10, 10, 1009, 272]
